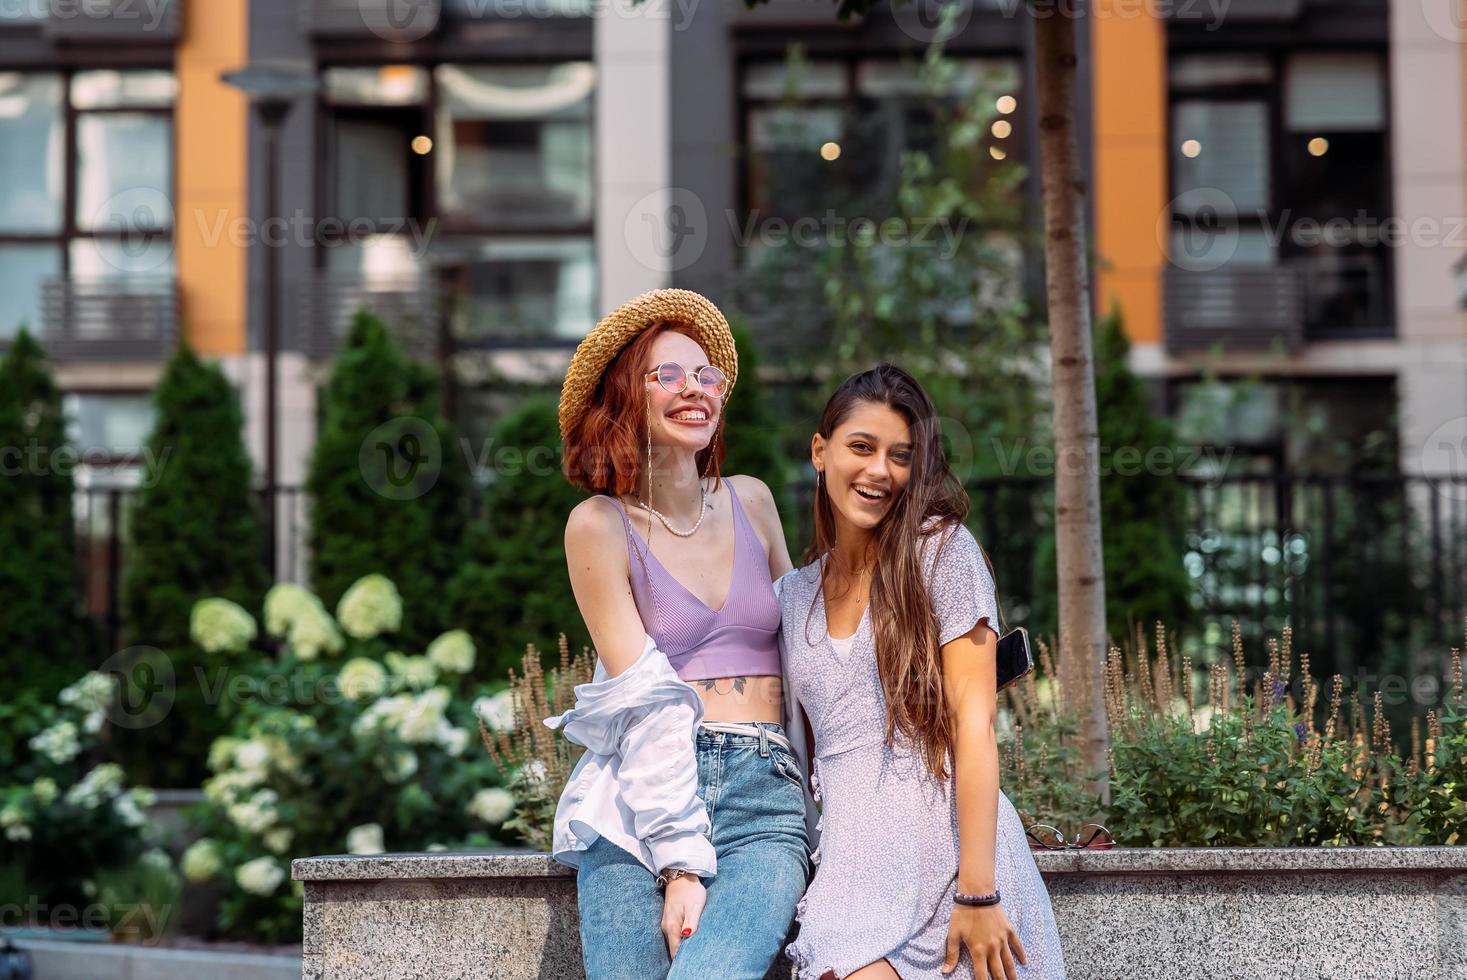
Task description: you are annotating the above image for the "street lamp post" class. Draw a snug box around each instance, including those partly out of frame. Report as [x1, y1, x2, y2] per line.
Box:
[221, 63, 321, 581]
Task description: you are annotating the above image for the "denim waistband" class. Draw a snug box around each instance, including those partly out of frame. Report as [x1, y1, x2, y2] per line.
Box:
[696, 721, 792, 754]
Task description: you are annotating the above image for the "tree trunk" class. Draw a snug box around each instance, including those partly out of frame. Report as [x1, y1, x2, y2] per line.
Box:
[1033, 6, 1111, 805]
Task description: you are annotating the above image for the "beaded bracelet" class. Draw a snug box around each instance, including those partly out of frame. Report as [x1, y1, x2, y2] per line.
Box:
[953, 888, 1001, 908]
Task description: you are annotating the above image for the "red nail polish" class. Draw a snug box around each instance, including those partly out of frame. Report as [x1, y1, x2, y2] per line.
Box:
[681, 928, 693, 938]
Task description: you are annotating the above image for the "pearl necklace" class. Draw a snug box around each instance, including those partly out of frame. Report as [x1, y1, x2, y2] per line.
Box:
[633, 486, 709, 538]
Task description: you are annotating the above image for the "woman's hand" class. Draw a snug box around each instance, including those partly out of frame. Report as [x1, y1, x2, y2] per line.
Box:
[661, 875, 707, 958]
[941, 904, 1027, 979]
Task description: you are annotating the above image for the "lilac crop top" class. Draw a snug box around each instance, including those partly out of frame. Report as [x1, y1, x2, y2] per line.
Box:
[605, 482, 783, 682]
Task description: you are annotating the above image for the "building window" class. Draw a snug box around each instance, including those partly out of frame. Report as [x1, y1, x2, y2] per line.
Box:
[0, 69, 176, 342]
[1168, 50, 1392, 339]
[741, 55, 1025, 226]
[321, 62, 596, 345]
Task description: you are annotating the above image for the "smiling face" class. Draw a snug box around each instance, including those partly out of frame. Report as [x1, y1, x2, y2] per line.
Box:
[812, 399, 913, 534]
[642, 330, 723, 456]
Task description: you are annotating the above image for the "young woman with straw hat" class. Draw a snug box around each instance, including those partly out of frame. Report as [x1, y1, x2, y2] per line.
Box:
[546, 288, 812, 980]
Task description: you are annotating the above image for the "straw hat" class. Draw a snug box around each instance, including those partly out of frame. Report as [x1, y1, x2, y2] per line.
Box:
[558, 288, 739, 443]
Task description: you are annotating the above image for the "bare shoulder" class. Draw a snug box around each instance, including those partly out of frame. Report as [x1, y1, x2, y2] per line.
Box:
[564, 496, 626, 559]
[725, 473, 777, 514]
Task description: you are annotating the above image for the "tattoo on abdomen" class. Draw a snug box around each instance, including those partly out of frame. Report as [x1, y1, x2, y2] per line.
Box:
[697, 677, 748, 696]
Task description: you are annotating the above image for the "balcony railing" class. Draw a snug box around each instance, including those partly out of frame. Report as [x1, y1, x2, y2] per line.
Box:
[41, 276, 178, 362]
[1163, 264, 1307, 355]
[42, 0, 182, 41]
[300, 0, 443, 39]
[294, 272, 441, 361]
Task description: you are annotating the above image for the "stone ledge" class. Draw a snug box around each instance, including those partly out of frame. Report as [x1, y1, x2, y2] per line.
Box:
[292, 845, 1467, 882]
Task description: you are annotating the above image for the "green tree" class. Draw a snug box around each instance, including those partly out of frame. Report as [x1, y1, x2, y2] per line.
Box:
[0, 329, 88, 700]
[307, 311, 471, 651]
[722, 320, 795, 545]
[118, 341, 268, 785]
[1031, 310, 1191, 642]
[446, 396, 588, 678]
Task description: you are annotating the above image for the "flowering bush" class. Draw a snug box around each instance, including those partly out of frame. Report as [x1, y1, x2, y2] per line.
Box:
[1002, 620, 1467, 847]
[0, 672, 175, 934]
[183, 576, 517, 943]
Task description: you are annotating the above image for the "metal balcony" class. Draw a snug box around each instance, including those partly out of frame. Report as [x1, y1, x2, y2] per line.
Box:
[1163, 264, 1306, 355]
[300, 0, 443, 39]
[294, 271, 441, 361]
[42, 0, 182, 42]
[41, 276, 178, 362]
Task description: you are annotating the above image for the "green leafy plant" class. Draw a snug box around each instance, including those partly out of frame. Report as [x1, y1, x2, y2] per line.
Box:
[0, 672, 168, 917]
[182, 574, 515, 943]
[117, 341, 269, 787]
[307, 310, 472, 652]
[0, 329, 88, 702]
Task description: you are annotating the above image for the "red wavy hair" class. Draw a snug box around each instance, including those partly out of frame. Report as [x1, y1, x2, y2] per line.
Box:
[562, 322, 726, 496]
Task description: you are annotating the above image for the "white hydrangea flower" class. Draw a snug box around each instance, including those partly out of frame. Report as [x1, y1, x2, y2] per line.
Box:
[289, 602, 345, 661]
[140, 848, 172, 872]
[64, 763, 125, 809]
[435, 722, 469, 757]
[352, 694, 409, 740]
[235, 856, 286, 896]
[379, 749, 418, 783]
[0, 805, 25, 830]
[263, 582, 319, 637]
[521, 760, 548, 786]
[203, 768, 263, 806]
[113, 793, 146, 828]
[426, 630, 475, 675]
[31, 777, 58, 807]
[29, 720, 81, 765]
[81, 710, 106, 735]
[5, 824, 32, 842]
[337, 658, 388, 701]
[190, 598, 259, 654]
[181, 839, 222, 882]
[58, 672, 116, 714]
[346, 822, 385, 855]
[473, 691, 516, 733]
[385, 651, 438, 691]
[208, 736, 241, 773]
[466, 788, 515, 825]
[396, 688, 451, 744]
[263, 827, 295, 855]
[336, 574, 403, 640]
[226, 788, 279, 835]
[233, 739, 271, 777]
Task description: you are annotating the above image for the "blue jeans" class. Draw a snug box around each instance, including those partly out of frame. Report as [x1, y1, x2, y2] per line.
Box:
[577, 721, 811, 980]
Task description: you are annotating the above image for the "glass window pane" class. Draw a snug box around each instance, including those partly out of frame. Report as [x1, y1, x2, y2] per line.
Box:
[1285, 52, 1384, 132]
[325, 235, 424, 282]
[443, 0, 592, 17]
[436, 236, 594, 340]
[1169, 54, 1273, 90]
[856, 58, 1016, 99]
[435, 64, 594, 228]
[1172, 100, 1269, 213]
[0, 244, 60, 340]
[72, 70, 176, 109]
[70, 237, 175, 278]
[0, 73, 64, 233]
[76, 114, 173, 232]
[1170, 226, 1276, 271]
[333, 117, 411, 221]
[63, 393, 156, 455]
[323, 66, 428, 106]
[741, 60, 848, 100]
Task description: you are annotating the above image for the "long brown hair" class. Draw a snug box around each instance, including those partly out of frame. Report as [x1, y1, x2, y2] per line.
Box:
[803, 364, 970, 779]
[562, 322, 726, 496]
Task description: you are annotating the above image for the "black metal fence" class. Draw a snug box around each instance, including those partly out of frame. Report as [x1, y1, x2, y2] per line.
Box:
[75, 474, 1467, 676]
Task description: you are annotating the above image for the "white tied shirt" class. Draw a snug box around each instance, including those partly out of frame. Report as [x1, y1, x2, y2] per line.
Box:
[544, 580, 821, 879]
